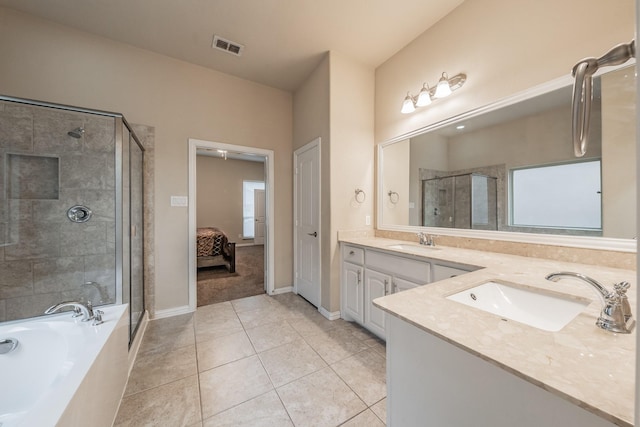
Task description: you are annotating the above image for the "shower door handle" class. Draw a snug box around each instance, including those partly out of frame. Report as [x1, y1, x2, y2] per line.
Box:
[307, 232, 318, 237]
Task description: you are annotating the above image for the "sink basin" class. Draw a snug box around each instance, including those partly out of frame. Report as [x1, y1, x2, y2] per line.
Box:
[387, 243, 440, 251]
[446, 281, 590, 332]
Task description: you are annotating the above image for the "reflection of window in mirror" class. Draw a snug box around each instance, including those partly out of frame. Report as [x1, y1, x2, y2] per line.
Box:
[510, 160, 601, 231]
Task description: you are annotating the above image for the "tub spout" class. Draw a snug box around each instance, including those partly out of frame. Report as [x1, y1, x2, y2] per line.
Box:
[45, 301, 94, 322]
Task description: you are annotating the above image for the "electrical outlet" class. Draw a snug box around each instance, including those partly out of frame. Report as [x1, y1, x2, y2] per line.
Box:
[365, 215, 371, 226]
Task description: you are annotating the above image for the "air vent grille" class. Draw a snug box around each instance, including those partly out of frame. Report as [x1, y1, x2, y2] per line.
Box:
[212, 35, 244, 56]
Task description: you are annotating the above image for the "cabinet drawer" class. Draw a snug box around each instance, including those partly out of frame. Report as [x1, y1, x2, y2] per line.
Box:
[432, 264, 472, 282]
[366, 250, 430, 284]
[343, 245, 365, 265]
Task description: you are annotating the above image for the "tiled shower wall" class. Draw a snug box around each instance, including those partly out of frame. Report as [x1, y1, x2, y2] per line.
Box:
[0, 100, 117, 321]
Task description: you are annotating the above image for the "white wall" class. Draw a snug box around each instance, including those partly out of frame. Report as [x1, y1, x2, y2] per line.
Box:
[0, 7, 293, 313]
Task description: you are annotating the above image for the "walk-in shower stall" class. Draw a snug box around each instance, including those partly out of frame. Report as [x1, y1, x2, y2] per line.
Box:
[0, 95, 145, 344]
[422, 172, 498, 230]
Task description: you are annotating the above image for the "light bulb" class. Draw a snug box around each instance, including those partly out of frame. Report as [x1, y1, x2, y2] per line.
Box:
[401, 93, 415, 114]
[434, 73, 452, 98]
[416, 84, 432, 107]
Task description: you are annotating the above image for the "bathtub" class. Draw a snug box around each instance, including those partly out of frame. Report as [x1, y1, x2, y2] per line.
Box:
[0, 305, 129, 427]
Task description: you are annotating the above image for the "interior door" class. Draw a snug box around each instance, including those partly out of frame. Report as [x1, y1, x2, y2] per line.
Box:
[254, 189, 265, 245]
[294, 140, 320, 307]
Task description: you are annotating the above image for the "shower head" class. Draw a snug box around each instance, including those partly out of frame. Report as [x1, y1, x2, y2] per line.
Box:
[68, 127, 85, 139]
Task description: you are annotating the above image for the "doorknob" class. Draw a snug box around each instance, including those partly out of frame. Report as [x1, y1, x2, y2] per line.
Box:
[307, 232, 318, 237]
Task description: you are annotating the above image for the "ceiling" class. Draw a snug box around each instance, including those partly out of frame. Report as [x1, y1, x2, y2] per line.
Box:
[0, 0, 464, 91]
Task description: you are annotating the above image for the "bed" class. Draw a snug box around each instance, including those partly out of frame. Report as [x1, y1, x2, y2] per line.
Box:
[196, 227, 236, 273]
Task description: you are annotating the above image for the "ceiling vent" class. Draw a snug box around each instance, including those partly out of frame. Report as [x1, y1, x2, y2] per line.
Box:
[212, 35, 244, 56]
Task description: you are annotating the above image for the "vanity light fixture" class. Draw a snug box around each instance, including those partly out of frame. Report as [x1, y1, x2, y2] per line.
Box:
[401, 72, 467, 114]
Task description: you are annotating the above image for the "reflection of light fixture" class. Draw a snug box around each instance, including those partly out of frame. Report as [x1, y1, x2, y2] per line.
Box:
[400, 72, 467, 114]
[217, 149, 228, 160]
[456, 125, 465, 130]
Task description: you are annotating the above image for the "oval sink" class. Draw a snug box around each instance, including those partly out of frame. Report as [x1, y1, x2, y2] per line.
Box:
[387, 243, 441, 252]
[446, 281, 590, 332]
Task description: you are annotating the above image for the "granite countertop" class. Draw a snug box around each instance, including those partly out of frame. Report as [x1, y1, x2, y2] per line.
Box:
[341, 236, 636, 427]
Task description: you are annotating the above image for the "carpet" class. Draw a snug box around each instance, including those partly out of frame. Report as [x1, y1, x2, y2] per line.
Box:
[197, 244, 265, 307]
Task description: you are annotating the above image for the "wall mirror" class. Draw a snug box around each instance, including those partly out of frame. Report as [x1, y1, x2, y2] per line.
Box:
[378, 64, 636, 250]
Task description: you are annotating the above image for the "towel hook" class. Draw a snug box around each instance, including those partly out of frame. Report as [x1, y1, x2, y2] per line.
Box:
[388, 191, 399, 204]
[354, 189, 366, 203]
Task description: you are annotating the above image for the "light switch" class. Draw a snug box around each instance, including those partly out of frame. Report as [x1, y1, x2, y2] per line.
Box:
[171, 196, 188, 207]
[365, 215, 371, 225]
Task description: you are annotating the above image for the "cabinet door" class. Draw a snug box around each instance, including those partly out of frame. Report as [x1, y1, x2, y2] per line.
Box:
[342, 262, 364, 323]
[365, 269, 390, 339]
[392, 276, 420, 294]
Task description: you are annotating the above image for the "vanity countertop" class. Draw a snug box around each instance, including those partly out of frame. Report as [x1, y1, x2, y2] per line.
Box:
[341, 236, 636, 427]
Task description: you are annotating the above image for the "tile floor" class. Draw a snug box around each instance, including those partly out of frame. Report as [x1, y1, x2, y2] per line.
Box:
[114, 292, 387, 426]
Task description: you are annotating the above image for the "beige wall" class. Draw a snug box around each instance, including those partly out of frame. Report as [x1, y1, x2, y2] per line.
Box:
[196, 156, 265, 243]
[293, 51, 375, 313]
[328, 51, 375, 312]
[382, 139, 410, 225]
[0, 8, 293, 313]
[375, 0, 635, 144]
[408, 133, 448, 226]
[601, 67, 637, 239]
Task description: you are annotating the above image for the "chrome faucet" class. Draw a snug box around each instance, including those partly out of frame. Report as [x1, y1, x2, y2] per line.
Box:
[44, 301, 100, 324]
[417, 232, 436, 246]
[546, 272, 635, 333]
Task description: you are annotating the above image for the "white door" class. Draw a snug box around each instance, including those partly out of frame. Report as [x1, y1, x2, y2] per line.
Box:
[254, 189, 265, 245]
[294, 139, 321, 307]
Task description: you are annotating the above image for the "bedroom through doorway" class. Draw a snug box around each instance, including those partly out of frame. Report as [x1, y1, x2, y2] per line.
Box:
[188, 139, 275, 310]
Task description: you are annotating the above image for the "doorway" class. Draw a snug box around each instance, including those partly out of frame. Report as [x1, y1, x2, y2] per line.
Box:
[188, 139, 275, 311]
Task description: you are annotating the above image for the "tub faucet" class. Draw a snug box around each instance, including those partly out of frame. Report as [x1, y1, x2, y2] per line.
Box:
[546, 272, 635, 334]
[45, 301, 95, 322]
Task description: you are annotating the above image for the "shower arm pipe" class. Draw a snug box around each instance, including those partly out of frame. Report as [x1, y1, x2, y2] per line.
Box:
[571, 40, 635, 157]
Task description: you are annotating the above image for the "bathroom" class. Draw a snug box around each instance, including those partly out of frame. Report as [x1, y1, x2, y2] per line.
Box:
[0, 0, 637, 426]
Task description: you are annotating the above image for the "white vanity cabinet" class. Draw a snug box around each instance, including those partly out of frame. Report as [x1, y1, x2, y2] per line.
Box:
[432, 262, 473, 282]
[342, 245, 365, 323]
[342, 243, 434, 340]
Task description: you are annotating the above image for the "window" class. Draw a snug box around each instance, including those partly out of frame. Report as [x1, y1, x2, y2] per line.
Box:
[243, 180, 265, 238]
[510, 160, 601, 230]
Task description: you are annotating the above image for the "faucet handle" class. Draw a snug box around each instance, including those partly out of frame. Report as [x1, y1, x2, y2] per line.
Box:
[92, 310, 104, 326]
[614, 281, 631, 295]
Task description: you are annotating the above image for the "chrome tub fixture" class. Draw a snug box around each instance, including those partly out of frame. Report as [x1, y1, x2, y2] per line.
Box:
[546, 272, 635, 333]
[44, 301, 104, 326]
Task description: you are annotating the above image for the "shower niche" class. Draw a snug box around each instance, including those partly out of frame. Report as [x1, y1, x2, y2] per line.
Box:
[422, 172, 498, 230]
[0, 96, 146, 345]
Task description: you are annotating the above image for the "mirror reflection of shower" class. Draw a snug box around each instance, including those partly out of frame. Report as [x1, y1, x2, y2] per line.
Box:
[67, 126, 85, 138]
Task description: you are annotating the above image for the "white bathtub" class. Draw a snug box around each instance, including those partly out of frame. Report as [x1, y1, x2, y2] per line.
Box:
[0, 305, 129, 427]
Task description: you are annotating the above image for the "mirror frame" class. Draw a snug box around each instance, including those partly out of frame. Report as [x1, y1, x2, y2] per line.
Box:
[377, 64, 637, 253]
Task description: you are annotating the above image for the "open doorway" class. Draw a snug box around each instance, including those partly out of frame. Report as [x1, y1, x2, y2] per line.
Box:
[188, 139, 275, 311]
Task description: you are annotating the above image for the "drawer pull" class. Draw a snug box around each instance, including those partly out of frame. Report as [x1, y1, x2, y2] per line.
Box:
[350, 250, 355, 255]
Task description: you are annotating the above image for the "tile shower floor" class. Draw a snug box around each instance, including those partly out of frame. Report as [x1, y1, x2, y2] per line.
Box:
[114, 293, 387, 426]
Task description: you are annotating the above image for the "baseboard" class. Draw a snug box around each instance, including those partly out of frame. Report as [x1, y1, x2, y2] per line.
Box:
[271, 286, 293, 295]
[319, 306, 341, 321]
[153, 305, 193, 319]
